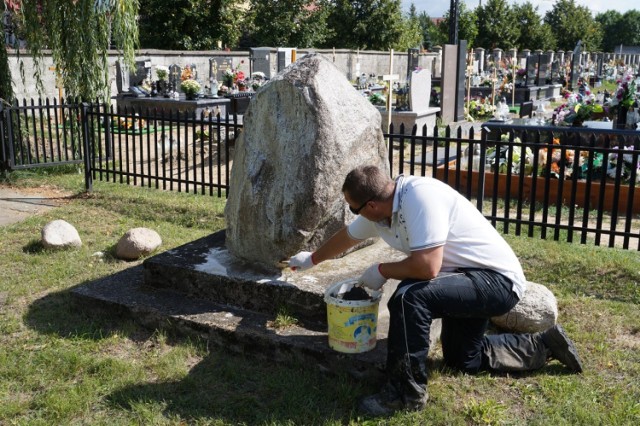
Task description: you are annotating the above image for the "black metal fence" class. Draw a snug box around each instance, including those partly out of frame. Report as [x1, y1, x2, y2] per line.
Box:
[1, 99, 639, 250]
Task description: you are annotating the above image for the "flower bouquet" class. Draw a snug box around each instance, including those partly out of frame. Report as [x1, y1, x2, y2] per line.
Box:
[155, 65, 169, 81]
[554, 92, 604, 127]
[180, 79, 201, 100]
[466, 97, 496, 121]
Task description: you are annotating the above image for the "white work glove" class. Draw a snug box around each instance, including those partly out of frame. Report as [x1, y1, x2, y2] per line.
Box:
[289, 251, 316, 271]
[358, 263, 387, 290]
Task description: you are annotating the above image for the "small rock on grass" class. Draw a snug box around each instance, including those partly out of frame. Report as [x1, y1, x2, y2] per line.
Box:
[115, 227, 162, 260]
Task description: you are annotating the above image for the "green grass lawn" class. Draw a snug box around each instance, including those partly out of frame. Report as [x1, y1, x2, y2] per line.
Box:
[1, 169, 639, 425]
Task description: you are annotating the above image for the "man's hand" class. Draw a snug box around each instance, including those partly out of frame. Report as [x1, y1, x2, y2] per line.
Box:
[289, 251, 316, 271]
[358, 263, 387, 290]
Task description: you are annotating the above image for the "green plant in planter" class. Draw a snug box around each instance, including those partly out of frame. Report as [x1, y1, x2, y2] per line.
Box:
[180, 79, 201, 99]
[369, 93, 386, 106]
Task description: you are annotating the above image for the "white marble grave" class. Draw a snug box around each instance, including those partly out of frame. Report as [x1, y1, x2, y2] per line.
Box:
[382, 66, 440, 136]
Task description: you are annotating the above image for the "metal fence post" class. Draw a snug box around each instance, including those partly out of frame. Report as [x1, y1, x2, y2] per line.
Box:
[0, 103, 5, 172]
[80, 102, 93, 192]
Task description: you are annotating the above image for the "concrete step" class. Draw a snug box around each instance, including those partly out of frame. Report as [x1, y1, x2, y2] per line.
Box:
[71, 264, 387, 379]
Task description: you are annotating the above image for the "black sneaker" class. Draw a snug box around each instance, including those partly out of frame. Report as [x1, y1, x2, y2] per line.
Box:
[541, 324, 583, 373]
[358, 384, 427, 417]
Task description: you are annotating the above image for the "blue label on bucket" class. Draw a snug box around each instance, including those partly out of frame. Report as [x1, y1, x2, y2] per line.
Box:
[344, 313, 376, 326]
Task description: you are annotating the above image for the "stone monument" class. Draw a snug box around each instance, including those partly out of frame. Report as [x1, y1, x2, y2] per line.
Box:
[224, 53, 388, 267]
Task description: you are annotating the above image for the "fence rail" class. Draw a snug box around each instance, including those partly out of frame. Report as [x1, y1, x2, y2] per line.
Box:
[2, 99, 639, 250]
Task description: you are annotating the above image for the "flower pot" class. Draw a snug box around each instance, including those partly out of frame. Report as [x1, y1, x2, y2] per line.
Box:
[185, 93, 198, 100]
[615, 106, 628, 130]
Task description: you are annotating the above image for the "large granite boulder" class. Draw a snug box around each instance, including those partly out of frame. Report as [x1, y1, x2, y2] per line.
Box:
[491, 281, 558, 333]
[224, 53, 388, 267]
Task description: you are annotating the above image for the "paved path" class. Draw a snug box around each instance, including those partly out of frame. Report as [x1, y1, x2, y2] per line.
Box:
[0, 187, 64, 226]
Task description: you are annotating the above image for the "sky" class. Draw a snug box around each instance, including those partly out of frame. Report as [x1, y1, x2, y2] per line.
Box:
[401, 0, 636, 18]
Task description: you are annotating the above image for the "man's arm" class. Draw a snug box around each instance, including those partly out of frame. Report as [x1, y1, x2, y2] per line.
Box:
[312, 227, 361, 264]
[378, 245, 443, 281]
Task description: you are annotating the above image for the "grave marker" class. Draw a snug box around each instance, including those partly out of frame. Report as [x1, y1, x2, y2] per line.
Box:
[569, 41, 582, 89]
[537, 54, 549, 86]
[526, 54, 538, 87]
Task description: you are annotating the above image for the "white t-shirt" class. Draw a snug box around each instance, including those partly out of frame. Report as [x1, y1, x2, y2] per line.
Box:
[347, 175, 527, 298]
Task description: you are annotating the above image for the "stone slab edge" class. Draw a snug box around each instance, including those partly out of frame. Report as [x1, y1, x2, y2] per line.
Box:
[71, 265, 387, 380]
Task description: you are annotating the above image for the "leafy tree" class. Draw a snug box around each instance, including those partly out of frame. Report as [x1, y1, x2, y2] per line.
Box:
[138, 0, 244, 50]
[323, 0, 406, 50]
[617, 10, 640, 50]
[475, 0, 519, 49]
[512, 1, 556, 50]
[1, 6, 13, 103]
[393, 2, 422, 50]
[544, 0, 602, 52]
[417, 12, 440, 50]
[596, 10, 623, 52]
[6, 0, 139, 101]
[436, 2, 477, 48]
[249, 0, 331, 48]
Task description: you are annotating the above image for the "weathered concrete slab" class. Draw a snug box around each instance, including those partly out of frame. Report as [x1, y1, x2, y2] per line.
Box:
[72, 232, 442, 378]
[72, 264, 388, 379]
[143, 230, 405, 327]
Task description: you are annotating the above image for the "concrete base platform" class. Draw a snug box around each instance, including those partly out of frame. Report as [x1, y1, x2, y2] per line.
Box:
[71, 232, 442, 378]
[382, 107, 441, 136]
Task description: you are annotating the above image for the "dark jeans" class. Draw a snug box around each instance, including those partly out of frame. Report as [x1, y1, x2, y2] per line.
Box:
[386, 269, 548, 403]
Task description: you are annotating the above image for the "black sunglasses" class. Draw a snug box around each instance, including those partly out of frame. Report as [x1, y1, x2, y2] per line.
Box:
[349, 196, 375, 215]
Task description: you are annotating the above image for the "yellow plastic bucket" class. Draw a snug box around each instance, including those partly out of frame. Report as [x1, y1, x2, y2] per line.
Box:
[324, 279, 382, 353]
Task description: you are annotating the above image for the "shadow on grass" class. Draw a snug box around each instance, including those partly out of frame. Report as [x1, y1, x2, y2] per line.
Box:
[24, 289, 155, 342]
[23, 283, 361, 423]
[107, 352, 358, 424]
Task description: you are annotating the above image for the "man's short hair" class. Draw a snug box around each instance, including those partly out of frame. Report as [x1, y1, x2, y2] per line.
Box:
[342, 165, 393, 203]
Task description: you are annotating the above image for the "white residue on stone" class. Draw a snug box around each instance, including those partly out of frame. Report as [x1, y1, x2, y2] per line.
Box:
[194, 247, 231, 275]
[297, 275, 319, 284]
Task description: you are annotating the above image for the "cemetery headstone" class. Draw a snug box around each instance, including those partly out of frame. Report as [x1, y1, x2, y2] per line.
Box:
[130, 59, 151, 87]
[441, 44, 459, 123]
[455, 40, 468, 121]
[526, 54, 538, 87]
[169, 64, 181, 91]
[251, 47, 272, 79]
[569, 41, 582, 89]
[408, 68, 431, 112]
[224, 53, 388, 266]
[115, 60, 129, 93]
[217, 58, 233, 83]
[551, 60, 560, 84]
[537, 54, 549, 86]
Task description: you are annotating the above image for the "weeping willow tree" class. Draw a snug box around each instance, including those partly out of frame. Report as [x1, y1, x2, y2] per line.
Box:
[0, 8, 14, 104]
[15, 0, 139, 101]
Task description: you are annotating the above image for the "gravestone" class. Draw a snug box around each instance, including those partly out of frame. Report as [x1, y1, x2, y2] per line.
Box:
[537, 54, 549, 86]
[251, 47, 272, 78]
[569, 41, 582, 89]
[408, 68, 431, 111]
[526, 54, 538, 87]
[217, 58, 233, 82]
[115, 61, 129, 93]
[168, 64, 181, 91]
[455, 40, 468, 121]
[116, 59, 150, 93]
[550, 60, 560, 84]
[224, 53, 388, 266]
